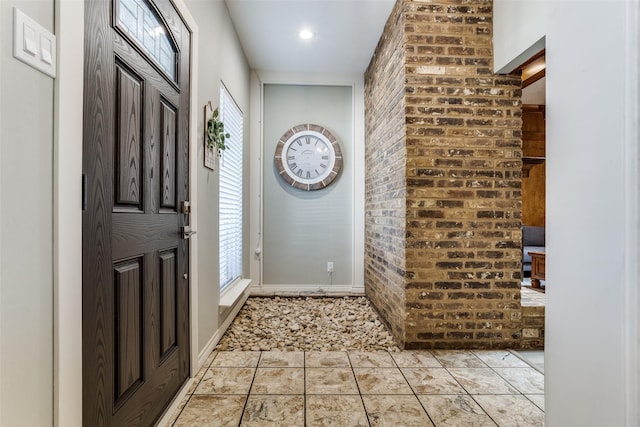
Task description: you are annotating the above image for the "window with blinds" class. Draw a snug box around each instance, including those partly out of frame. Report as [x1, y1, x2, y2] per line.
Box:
[219, 84, 243, 291]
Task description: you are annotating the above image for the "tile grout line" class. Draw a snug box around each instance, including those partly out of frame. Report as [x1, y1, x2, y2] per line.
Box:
[458, 352, 500, 427]
[508, 349, 544, 374]
[465, 394, 500, 427]
[171, 349, 219, 425]
[486, 364, 546, 414]
[392, 351, 438, 427]
[236, 351, 262, 427]
[439, 352, 500, 427]
[173, 350, 544, 425]
[485, 350, 545, 399]
[469, 350, 545, 424]
[170, 394, 191, 426]
[346, 351, 373, 427]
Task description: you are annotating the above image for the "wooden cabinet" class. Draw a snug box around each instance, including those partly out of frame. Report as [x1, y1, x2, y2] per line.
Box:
[522, 105, 545, 159]
[530, 251, 546, 288]
[522, 104, 545, 227]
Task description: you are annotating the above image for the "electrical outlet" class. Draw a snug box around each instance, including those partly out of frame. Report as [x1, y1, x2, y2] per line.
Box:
[327, 262, 334, 273]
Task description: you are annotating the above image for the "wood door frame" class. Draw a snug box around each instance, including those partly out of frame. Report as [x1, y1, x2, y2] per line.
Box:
[53, 0, 200, 425]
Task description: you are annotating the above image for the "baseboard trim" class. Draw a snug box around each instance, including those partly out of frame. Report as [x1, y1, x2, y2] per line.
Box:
[197, 329, 221, 369]
[250, 283, 365, 297]
[156, 287, 250, 426]
[198, 290, 250, 367]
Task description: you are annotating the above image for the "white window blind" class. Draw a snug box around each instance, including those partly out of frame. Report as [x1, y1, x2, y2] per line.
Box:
[219, 84, 243, 291]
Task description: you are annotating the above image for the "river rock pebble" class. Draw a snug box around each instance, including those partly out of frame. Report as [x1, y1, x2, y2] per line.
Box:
[215, 296, 400, 352]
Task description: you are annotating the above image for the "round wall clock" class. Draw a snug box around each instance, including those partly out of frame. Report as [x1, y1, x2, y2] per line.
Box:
[274, 124, 343, 191]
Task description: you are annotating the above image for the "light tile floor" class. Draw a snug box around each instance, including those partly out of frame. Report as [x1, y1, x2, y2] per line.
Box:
[514, 350, 545, 374]
[168, 349, 544, 426]
[521, 279, 546, 307]
[521, 288, 546, 308]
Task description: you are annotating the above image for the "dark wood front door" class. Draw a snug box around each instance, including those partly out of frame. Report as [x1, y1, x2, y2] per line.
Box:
[83, 0, 191, 425]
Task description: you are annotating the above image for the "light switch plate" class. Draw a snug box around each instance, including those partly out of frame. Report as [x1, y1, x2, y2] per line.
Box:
[40, 35, 53, 64]
[13, 8, 56, 78]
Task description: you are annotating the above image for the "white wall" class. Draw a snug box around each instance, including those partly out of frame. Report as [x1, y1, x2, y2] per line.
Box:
[54, 0, 84, 425]
[494, 0, 639, 425]
[545, 1, 638, 424]
[249, 72, 366, 295]
[183, 0, 251, 355]
[263, 84, 353, 287]
[493, 0, 545, 73]
[0, 1, 54, 426]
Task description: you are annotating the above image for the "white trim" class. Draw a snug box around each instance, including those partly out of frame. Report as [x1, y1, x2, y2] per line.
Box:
[251, 283, 365, 297]
[219, 278, 251, 309]
[249, 71, 264, 291]
[55, 0, 199, 424]
[202, 288, 249, 361]
[170, 0, 201, 380]
[0, 3, 4, 424]
[53, 1, 84, 426]
[198, 332, 221, 368]
[352, 74, 365, 288]
[624, 0, 640, 424]
[249, 71, 366, 291]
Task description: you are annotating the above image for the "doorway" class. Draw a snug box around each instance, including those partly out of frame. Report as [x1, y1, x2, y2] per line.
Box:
[82, 0, 192, 424]
[519, 51, 546, 353]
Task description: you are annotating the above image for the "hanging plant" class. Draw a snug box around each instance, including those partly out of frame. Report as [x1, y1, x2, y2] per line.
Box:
[206, 107, 231, 156]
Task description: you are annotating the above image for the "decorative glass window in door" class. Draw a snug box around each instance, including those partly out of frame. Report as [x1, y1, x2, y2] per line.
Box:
[117, 0, 177, 81]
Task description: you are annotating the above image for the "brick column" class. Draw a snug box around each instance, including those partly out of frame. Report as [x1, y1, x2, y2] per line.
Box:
[365, 0, 523, 349]
[364, 0, 408, 346]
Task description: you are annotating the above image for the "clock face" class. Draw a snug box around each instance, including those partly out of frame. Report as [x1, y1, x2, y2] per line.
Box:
[284, 132, 334, 183]
[275, 124, 343, 191]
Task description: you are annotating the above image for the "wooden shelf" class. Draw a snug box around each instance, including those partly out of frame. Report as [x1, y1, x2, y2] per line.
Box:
[523, 156, 545, 164]
[523, 157, 545, 177]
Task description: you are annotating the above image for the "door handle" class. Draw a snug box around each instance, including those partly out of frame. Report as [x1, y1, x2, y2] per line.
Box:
[181, 226, 196, 239]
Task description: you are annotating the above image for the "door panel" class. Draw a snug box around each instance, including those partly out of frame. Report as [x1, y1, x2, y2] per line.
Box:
[160, 249, 177, 357]
[114, 258, 144, 400]
[115, 65, 144, 209]
[83, 0, 191, 425]
[161, 100, 177, 210]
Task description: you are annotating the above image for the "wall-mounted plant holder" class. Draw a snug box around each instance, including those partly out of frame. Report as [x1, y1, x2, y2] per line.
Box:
[203, 100, 231, 171]
[203, 101, 216, 170]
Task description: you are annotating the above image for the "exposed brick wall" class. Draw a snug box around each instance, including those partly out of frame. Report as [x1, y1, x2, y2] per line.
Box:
[521, 305, 545, 349]
[364, 0, 408, 346]
[365, 0, 523, 349]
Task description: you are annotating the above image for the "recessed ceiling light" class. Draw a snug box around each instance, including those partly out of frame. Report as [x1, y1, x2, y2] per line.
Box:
[299, 29, 314, 40]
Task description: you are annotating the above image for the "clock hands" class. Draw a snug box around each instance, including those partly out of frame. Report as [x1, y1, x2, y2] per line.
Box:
[274, 126, 342, 190]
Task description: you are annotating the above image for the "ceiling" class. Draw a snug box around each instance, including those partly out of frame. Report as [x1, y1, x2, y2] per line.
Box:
[225, 0, 396, 74]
